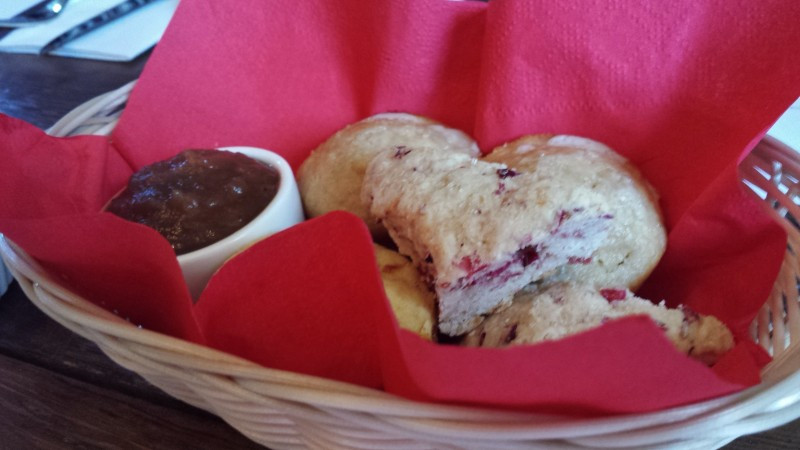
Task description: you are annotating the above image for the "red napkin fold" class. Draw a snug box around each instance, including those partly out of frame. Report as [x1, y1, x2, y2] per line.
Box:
[2, 0, 800, 414]
[111, 0, 486, 170]
[475, 0, 800, 229]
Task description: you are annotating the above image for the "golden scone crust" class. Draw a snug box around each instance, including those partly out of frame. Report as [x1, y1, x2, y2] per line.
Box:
[483, 134, 666, 290]
[374, 244, 436, 340]
[298, 113, 479, 241]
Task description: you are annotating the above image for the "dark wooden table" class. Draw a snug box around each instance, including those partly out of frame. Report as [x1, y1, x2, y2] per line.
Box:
[1, 51, 799, 449]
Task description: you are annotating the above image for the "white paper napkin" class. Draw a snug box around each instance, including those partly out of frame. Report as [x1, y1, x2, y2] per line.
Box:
[768, 97, 800, 151]
[0, 0, 179, 61]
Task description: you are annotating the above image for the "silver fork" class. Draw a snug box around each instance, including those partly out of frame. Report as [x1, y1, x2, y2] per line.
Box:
[0, 0, 70, 27]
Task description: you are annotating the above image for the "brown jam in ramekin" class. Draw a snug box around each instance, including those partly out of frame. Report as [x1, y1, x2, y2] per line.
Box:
[107, 149, 280, 255]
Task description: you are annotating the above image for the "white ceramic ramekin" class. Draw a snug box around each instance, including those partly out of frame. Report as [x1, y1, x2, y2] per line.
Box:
[175, 146, 304, 299]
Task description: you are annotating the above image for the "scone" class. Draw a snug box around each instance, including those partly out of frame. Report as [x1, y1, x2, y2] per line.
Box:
[483, 134, 666, 290]
[374, 244, 436, 340]
[363, 147, 616, 336]
[463, 283, 734, 365]
[298, 113, 479, 241]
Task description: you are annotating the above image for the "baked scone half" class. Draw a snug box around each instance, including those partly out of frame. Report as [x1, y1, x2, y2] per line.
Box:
[463, 283, 734, 365]
[363, 147, 615, 336]
[374, 244, 436, 340]
[483, 134, 666, 290]
[298, 113, 479, 241]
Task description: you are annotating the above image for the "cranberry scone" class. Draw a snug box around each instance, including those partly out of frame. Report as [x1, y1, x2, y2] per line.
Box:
[483, 135, 666, 290]
[463, 283, 734, 365]
[363, 147, 616, 336]
[298, 113, 479, 241]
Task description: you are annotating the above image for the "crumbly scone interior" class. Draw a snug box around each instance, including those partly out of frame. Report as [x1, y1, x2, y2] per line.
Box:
[483, 134, 667, 290]
[364, 146, 620, 336]
[462, 282, 734, 365]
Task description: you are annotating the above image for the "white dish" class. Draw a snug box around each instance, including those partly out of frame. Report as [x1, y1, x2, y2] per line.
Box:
[175, 146, 304, 299]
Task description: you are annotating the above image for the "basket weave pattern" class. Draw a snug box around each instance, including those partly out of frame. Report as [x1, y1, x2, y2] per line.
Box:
[2, 85, 800, 449]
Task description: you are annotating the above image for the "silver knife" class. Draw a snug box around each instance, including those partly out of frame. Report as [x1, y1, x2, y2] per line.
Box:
[39, 0, 156, 55]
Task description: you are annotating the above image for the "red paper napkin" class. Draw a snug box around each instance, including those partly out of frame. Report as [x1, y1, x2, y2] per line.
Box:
[2, 0, 800, 414]
[475, 0, 800, 229]
[111, 0, 486, 170]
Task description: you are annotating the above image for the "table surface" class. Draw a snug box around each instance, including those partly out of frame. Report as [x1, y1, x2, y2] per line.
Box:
[1, 51, 799, 449]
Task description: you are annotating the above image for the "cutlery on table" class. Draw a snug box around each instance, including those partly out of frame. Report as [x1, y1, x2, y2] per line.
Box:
[39, 0, 156, 55]
[0, 0, 69, 27]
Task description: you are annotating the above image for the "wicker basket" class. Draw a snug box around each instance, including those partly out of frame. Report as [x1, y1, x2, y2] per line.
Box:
[3, 82, 800, 449]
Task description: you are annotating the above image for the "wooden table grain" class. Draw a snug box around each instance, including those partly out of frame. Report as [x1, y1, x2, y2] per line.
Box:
[1, 51, 798, 449]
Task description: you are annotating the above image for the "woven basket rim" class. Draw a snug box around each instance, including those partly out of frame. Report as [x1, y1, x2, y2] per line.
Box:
[3, 233, 766, 422]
